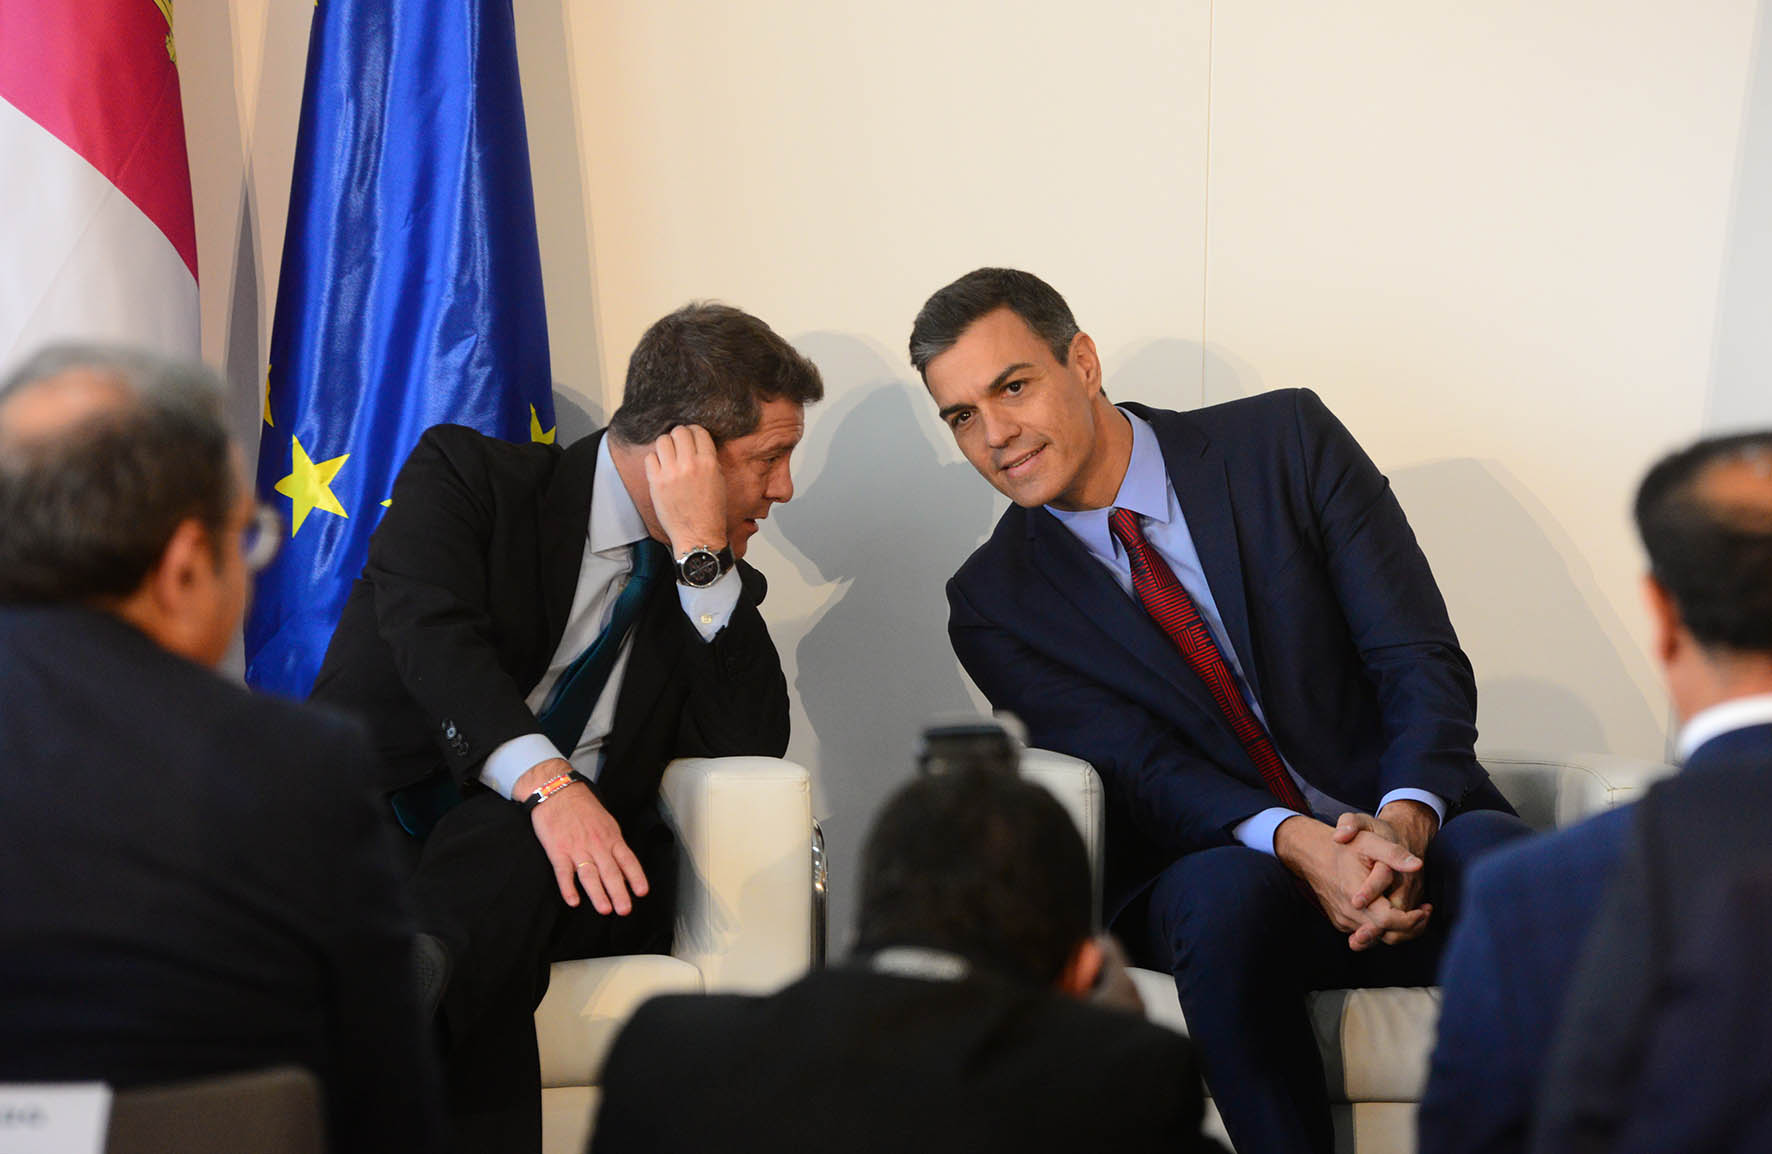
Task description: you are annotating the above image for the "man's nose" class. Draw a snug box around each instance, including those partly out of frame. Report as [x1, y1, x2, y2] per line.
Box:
[766, 459, 794, 503]
[980, 406, 1017, 449]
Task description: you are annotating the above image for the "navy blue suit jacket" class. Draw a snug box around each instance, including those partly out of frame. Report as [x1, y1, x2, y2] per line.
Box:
[948, 389, 1509, 918]
[1417, 803, 1634, 1154]
[1531, 722, 1772, 1154]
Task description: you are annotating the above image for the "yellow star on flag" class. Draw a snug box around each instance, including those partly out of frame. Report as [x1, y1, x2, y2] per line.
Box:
[274, 436, 350, 535]
[263, 368, 274, 427]
[530, 405, 556, 445]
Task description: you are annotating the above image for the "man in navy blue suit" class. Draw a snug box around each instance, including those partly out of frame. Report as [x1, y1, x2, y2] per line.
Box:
[1421, 429, 1772, 1154]
[1521, 431, 1772, 1154]
[909, 268, 1529, 1154]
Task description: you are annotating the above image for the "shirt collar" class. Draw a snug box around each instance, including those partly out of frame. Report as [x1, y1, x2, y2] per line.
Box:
[587, 436, 650, 555]
[1676, 693, 1772, 762]
[866, 947, 971, 982]
[1046, 408, 1167, 561]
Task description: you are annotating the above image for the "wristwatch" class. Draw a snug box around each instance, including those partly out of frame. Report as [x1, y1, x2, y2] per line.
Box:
[674, 544, 735, 588]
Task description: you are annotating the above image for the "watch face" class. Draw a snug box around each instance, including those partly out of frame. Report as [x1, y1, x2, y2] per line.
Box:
[680, 548, 721, 587]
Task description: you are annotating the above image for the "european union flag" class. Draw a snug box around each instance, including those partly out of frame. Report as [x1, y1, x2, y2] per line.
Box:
[246, 0, 555, 697]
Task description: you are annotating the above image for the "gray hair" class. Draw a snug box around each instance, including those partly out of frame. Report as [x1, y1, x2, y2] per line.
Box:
[0, 342, 235, 603]
[609, 302, 824, 446]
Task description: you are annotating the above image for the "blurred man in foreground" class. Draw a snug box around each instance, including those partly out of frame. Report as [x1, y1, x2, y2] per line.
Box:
[1529, 431, 1772, 1153]
[1422, 430, 1772, 1154]
[591, 767, 1219, 1154]
[0, 344, 441, 1152]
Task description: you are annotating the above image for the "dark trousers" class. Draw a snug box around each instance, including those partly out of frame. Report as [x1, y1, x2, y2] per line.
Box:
[1126, 808, 1530, 1154]
[390, 791, 675, 1154]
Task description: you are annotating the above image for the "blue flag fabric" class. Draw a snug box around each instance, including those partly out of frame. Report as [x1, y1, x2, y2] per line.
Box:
[246, 0, 555, 697]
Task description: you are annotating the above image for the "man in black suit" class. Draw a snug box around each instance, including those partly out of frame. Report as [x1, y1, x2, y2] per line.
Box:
[909, 268, 1529, 1153]
[1528, 431, 1772, 1154]
[592, 766, 1220, 1154]
[311, 302, 823, 1151]
[0, 344, 442, 1153]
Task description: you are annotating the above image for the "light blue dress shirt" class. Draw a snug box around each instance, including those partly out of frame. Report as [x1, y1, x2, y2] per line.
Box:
[1047, 409, 1446, 854]
[479, 436, 741, 798]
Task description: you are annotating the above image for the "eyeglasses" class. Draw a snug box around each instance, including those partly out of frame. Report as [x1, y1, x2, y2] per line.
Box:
[241, 505, 283, 574]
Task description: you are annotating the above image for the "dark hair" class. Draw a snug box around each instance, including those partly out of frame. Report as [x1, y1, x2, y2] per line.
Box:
[908, 268, 1081, 377]
[1635, 431, 1772, 653]
[609, 302, 823, 445]
[854, 769, 1092, 987]
[0, 343, 235, 603]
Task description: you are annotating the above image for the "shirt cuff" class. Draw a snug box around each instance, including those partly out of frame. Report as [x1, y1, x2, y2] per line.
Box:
[677, 565, 741, 641]
[1232, 807, 1300, 856]
[1379, 788, 1447, 829]
[479, 733, 565, 800]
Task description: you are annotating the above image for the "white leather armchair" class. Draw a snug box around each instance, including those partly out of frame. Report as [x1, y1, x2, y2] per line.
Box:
[536, 756, 815, 1154]
[1020, 746, 1676, 1154]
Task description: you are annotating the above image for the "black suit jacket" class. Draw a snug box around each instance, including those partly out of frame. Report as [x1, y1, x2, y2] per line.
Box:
[1530, 722, 1772, 1154]
[311, 424, 790, 824]
[589, 964, 1219, 1154]
[948, 390, 1509, 917]
[0, 606, 442, 1154]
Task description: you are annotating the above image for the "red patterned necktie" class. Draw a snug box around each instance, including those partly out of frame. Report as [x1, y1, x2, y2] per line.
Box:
[1108, 507, 1309, 812]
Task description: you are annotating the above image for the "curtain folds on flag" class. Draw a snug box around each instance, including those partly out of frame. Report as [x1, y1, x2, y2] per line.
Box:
[247, 0, 555, 697]
[0, 1, 199, 364]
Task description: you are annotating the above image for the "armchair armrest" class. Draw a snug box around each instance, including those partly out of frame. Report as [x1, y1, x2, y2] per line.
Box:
[1018, 748, 1106, 911]
[659, 756, 813, 993]
[1477, 748, 1678, 830]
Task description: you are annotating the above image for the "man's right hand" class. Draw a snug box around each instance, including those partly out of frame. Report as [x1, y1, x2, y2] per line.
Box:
[514, 758, 650, 915]
[1275, 814, 1430, 951]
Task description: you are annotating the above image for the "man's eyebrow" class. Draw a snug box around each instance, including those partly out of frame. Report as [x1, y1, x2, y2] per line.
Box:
[937, 362, 1035, 422]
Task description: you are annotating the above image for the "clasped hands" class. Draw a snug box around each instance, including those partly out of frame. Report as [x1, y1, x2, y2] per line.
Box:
[1276, 799, 1439, 952]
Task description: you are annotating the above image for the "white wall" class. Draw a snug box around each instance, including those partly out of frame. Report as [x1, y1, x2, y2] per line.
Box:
[179, 0, 1772, 943]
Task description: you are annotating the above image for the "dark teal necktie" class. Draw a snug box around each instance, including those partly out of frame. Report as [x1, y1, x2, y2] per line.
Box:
[535, 537, 666, 755]
[390, 538, 666, 840]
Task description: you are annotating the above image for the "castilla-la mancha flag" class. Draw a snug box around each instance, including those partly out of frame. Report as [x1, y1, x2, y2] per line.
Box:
[0, 1, 199, 366]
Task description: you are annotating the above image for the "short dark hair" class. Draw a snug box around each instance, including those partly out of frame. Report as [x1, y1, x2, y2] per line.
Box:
[854, 769, 1093, 987]
[1635, 430, 1772, 654]
[908, 268, 1081, 377]
[609, 302, 823, 445]
[0, 343, 235, 603]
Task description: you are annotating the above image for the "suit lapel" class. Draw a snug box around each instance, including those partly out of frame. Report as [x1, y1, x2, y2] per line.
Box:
[1025, 511, 1248, 758]
[1137, 405, 1264, 704]
[536, 430, 607, 658]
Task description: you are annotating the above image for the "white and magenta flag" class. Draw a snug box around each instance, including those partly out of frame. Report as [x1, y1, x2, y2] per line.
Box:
[0, 2, 199, 367]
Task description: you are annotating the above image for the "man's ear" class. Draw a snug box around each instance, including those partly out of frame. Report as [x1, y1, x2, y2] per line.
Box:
[1068, 331, 1103, 392]
[138, 519, 217, 654]
[1643, 572, 1683, 666]
[1056, 936, 1104, 998]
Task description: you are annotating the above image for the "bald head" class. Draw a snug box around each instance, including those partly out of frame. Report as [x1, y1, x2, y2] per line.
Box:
[0, 343, 236, 607]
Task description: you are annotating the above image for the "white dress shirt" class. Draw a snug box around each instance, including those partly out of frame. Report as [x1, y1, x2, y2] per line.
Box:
[478, 437, 741, 799]
[1675, 692, 1772, 762]
[1047, 409, 1447, 854]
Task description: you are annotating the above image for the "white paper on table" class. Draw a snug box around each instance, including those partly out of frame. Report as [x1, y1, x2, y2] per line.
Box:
[0, 1083, 112, 1154]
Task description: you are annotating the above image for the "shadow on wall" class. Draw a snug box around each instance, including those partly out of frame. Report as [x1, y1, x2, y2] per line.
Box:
[552, 391, 604, 446]
[1392, 459, 1665, 758]
[1197, 343, 1666, 759]
[772, 334, 999, 950]
[514, 0, 608, 440]
[1706, 0, 1772, 433]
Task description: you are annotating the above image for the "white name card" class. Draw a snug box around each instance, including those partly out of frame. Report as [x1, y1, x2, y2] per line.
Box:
[0, 1084, 111, 1154]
